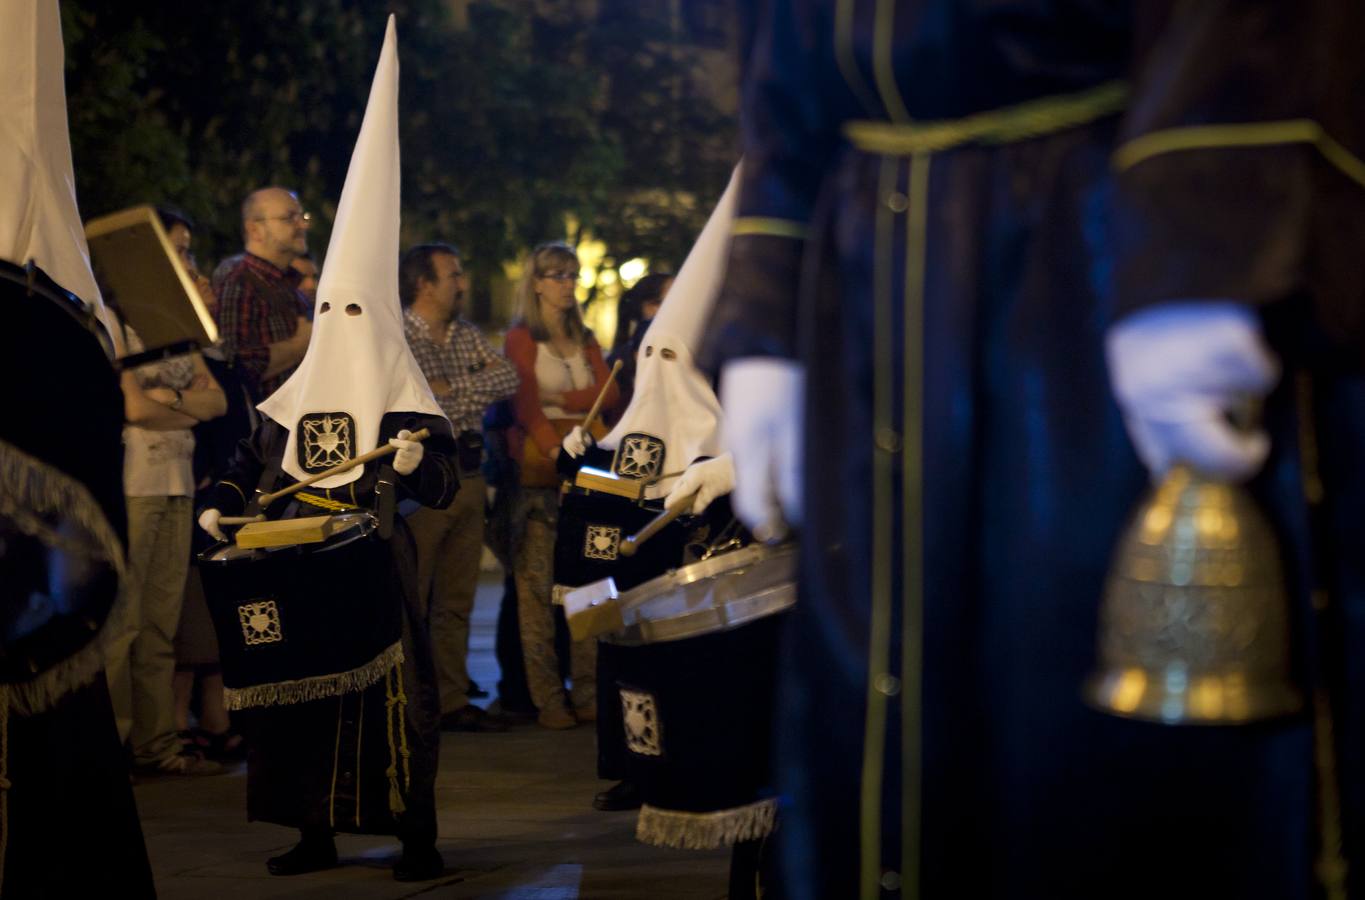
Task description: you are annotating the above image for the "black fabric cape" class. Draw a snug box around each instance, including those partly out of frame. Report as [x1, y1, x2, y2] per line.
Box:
[0, 265, 155, 898]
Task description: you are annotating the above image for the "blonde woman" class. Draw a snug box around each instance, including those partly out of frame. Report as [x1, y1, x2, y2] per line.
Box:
[504, 242, 618, 729]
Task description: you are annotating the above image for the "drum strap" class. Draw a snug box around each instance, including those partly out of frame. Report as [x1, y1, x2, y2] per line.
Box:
[374, 463, 396, 541]
[246, 453, 284, 518]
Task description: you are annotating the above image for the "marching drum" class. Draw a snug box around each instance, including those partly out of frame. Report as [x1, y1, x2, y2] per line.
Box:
[553, 487, 700, 603]
[198, 511, 404, 710]
[567, 542, 797, 850]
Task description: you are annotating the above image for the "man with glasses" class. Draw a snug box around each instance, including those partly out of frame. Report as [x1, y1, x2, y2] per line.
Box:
[212, 186, 315, 402]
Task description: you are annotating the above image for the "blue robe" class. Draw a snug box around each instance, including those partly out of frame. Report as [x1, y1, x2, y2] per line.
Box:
[703, 2, 1365, 898]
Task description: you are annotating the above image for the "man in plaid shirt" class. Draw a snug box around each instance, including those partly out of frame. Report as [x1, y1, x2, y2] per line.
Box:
[212, 187, 314, 402]
[401, 242, 519, 732]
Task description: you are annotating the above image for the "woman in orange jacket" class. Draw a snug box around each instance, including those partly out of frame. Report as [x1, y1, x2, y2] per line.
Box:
[503, 241, 619, 729]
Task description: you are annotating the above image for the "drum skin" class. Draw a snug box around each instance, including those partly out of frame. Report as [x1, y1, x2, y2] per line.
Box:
[199, 524, 402, 695]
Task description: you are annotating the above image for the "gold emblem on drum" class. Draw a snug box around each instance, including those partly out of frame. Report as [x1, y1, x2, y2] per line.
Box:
[239, 600, 283, 646]
[620, 688, 662, 757]
[299, 412, 355, 473]
[613, 433, 665, 480]
[584, 525, 621, 561]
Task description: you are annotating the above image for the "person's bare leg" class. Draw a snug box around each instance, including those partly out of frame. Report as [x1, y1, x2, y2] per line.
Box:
[172, 669, 194, 732]
[198, 672, 231, 734]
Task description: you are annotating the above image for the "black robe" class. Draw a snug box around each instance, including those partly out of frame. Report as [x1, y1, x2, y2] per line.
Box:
[208, 413, 457, 840]
[0, 264, 155, 898]
[703, 3, 1365, 899]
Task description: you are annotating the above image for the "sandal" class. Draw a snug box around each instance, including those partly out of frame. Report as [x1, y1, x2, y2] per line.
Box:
[188, 726, 246, 761]
[177, 729, 207, 759]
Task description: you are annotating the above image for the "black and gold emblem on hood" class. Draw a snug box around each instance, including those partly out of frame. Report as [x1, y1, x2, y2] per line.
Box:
[299, 412, 355, 474]
[612, 433, 665, 480]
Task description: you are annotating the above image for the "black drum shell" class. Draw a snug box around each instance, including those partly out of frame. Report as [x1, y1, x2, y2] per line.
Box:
[609, 612, 784, 815]
[0, 262, 124, 682]
[199, 530, 402, 694]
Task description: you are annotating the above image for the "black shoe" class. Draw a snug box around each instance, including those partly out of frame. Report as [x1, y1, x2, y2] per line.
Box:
[485, 698, 536, 723]
[266, 837, 338, 876]
[593, 780, 642, 811]
[393, 843, 444, 882]
[440, 704, 509, 733]
[468, 679, 490, 699]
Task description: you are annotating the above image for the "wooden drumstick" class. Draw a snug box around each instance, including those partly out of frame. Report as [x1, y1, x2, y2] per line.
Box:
[619, 489, 698, 557]
[579, 359, 623, 436]
[258, 427, 431, 506]
[218, 515, 265, 526]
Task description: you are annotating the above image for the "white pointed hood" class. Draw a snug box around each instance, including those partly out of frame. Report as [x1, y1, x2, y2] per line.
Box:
[0, 0, 122, 354]
[600, 164, 740, 499]
[259, 15, 443, 488]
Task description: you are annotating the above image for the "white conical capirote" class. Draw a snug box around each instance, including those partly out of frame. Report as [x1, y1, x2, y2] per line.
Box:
[600, 163, 740, 498]
[635, 163, 741, 356]
[0, 0, 122, 354]
[258, 15, 443, 488]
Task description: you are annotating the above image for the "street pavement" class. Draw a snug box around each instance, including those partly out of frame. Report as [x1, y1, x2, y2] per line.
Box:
[136, 572, 730, 899]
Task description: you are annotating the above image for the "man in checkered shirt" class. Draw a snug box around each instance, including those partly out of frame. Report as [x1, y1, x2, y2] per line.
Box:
[212, 187, 314, 402]
[400, 242, 519, 732]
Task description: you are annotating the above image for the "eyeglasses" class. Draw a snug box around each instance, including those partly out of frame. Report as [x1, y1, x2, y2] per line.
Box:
[255, 210, 312, 226]
[540, 270, 579, 282]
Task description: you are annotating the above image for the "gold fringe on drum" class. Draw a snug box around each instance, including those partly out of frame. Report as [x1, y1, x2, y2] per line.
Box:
[223, 642, 405, 711]
[0, 439, 129, 717]
[635, 798, 779, 850]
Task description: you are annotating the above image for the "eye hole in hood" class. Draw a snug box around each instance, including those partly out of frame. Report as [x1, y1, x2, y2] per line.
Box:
[319, 301, 331, 313]
[345, 303, 363, 317]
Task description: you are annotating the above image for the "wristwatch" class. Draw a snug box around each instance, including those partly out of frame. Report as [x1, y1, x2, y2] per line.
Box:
[170, 389, 184, 411]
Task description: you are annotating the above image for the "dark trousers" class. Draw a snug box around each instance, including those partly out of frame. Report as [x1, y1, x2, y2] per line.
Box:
[494, 571, 571, 712]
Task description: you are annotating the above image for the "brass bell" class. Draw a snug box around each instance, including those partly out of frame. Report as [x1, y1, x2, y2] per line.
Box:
[1085, 465, 1303, 724]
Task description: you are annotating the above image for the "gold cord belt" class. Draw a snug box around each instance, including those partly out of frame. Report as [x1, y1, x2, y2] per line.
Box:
[843, 80, 1128, 155]
[296, 491, 358, 512]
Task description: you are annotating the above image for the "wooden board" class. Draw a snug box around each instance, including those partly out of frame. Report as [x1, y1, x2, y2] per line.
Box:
[234, 515, 337, 549]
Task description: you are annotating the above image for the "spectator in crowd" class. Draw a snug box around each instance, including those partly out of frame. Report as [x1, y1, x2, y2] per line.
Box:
[606, 271, 672, 417]
[155, 206, 250, 762]
[159, 205, 217, 313]
[400, 242, 519, 732]
[211, 186, 313, 402]
[291, 251, 320, 304]
[504, 241, 618, 729]
[109, 238, 228, 775]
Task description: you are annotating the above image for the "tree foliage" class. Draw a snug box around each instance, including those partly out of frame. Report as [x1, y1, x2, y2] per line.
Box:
[60, 0, 738, 322]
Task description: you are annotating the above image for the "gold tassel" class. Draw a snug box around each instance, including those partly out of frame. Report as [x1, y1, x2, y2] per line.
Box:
[384, 667, 406, 816]
[394, 660, 410, 792]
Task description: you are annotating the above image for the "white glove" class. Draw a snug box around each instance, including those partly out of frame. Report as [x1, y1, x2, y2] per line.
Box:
[389, 429, 424, 476]
[1107, 301, 1279, 482]
[664, 453, 736, 515]
[198, 508, 226, 542]
[562, 425, 593, 459]
[719, 358, 804, 541]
